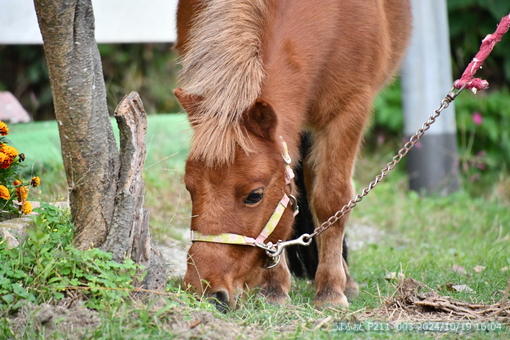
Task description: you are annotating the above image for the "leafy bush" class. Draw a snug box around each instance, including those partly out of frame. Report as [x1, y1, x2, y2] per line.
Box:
[372, 83, 510, 187]
[98, 44, 181, 115]
[0, 203, 141, 312]
[455, 87, 510, 176]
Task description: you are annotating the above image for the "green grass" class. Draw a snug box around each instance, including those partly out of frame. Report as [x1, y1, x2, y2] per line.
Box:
[2, 114, 509, 339]
[349, 183, 509, 304]
[9, 114, 191, 172]
[9, 115, 193, 236]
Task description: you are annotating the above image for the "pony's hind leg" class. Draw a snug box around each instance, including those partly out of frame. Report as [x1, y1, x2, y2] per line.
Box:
[308, 96, 370, 307]
[286, 132, 320, 279]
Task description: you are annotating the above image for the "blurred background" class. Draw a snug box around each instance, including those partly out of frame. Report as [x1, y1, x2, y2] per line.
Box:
[0, 0, 510, 200]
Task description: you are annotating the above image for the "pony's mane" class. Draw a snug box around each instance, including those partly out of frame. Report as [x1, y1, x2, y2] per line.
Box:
[178, 0, 268, 166]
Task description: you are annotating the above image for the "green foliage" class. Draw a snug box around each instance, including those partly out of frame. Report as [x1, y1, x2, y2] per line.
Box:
[372, 81, 404, 135]
[455, 88, 510, 178]
[0, 203, 141, 313]
[448, 0, 510, 84]
[98, 44, 181, 115]
[372, 83, 510, 190]
[0, 45, 53, 121]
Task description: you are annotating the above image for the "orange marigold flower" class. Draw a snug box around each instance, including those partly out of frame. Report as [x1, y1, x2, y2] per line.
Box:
[16, 185, 28, 202]
[0, 185, 10, 200]
[31, 177, 41, 187]
[0, 121, 9, 136]
[0, 153, 8, 169]
[13, 179, 21, 186]
[0, 158, 13, 169]
[0, 146, 18, 169]
[1, 145, 18, 158]
[21, 201, 32, 215]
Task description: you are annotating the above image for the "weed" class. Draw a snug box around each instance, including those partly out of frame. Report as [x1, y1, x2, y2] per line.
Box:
[0, 203, 141, 315]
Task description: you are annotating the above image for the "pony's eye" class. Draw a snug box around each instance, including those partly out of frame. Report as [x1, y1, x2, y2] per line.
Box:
[245, 189, 264, 205]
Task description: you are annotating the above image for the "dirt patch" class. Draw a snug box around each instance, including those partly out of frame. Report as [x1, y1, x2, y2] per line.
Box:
[178, 310, 263, 339]
[347, 223, 384, 251]
[8, 299, 101, 339]
[7, 297, 263, 340]
[7, 277, 509, 338]
[159, 237, 189, 277]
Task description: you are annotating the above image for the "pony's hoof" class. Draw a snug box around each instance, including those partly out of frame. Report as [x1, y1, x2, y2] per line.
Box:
[262, 289, 290, 305]
[265, 293, 290, 305]
[344, 278, 359, 299]
[313, 291, 349, 309]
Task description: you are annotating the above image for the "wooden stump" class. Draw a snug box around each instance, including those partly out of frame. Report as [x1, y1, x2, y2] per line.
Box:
[101, 92, 167, 292]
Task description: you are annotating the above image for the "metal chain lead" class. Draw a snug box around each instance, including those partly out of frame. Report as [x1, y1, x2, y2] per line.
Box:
[304, 85, 465, 242]
[258, 86, 465, 258]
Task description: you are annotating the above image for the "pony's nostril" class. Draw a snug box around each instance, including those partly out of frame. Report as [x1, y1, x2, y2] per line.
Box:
[208, 290, 229, 313]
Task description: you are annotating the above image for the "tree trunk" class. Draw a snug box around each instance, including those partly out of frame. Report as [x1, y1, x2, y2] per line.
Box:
[34, 0, 166, 291]
[34, 0, 118, 249]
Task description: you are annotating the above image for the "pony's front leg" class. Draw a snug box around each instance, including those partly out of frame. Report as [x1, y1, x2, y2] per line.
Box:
[260, 251, 291, 304]
[308, 106, 367, 308]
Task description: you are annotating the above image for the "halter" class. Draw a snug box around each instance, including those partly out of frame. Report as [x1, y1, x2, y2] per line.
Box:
[190, 136, 299, 268]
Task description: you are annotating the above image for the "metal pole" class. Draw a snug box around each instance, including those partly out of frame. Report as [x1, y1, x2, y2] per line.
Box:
[401, 0, 460, 195]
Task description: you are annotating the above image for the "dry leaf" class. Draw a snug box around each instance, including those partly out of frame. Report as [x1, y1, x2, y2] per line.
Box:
[385, 272, 405, 281]
[450, 284, 475, 293]
[473, 265, 486, 273]
[452, 265, 467, 275]
[501, 266, 509, 272]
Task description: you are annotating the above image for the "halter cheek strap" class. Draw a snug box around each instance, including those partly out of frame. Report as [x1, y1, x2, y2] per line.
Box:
[190, 137, 298, 247]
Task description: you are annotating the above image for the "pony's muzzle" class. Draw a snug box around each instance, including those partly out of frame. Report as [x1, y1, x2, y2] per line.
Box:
[208, 290, 230, 313]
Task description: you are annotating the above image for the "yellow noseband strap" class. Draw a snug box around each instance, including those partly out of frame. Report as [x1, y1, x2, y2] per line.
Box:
[190, 193, 291, 246]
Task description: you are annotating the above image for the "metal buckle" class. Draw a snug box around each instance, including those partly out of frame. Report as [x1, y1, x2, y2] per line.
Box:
[288, 194, 299, 215]
[282, 153, 291, 165]
[262, 255, 281, 269]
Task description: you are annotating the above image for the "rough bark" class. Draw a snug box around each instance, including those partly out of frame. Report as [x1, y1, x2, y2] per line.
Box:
[101, 92, 166, 291]
[34, 0, 119, 249]
[33, 1, 166, 290]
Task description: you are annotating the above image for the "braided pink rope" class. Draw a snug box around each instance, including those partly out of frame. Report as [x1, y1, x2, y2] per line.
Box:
[453, 13, 510, 93]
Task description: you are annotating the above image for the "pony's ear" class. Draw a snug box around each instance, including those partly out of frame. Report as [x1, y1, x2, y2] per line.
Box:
[174, 88, 202, 118]
[244, 99, 277, 140]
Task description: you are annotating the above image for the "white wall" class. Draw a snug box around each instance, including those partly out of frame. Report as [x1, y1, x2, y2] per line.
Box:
[0, 0, 178, 44]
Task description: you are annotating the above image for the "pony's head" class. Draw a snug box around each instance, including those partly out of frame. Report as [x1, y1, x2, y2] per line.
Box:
[175, 88, 296, 311]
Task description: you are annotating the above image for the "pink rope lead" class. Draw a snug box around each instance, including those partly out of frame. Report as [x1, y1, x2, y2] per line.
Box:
[454, 13, 510, 93]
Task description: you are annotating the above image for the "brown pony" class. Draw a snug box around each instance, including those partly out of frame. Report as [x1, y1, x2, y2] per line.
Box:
[174, 0, 411, 310]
